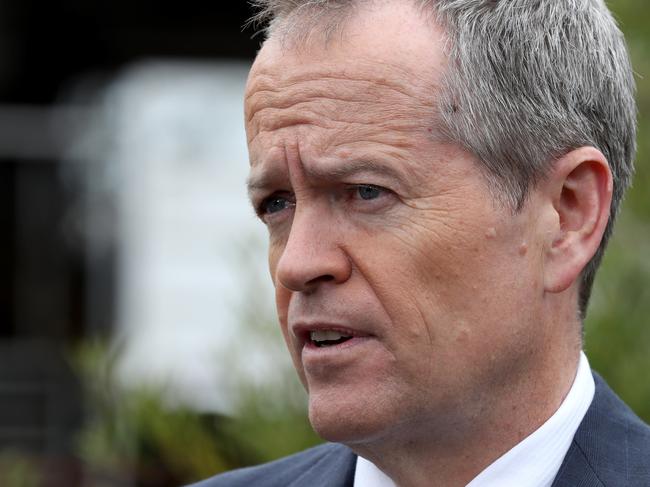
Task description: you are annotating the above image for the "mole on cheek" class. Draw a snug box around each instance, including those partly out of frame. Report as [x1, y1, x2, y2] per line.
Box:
[518, 243, 528, 256]
[455, 326, 470, 343]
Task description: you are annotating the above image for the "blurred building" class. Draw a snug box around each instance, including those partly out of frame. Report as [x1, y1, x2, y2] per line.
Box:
[0, 2, 267, 485]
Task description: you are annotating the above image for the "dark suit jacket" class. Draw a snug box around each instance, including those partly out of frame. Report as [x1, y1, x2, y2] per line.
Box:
[191, 373, 650, 486]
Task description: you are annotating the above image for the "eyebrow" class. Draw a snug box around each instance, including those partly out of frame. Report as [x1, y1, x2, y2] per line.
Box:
[246, 158, 410, 195]
[308, 158, 408, 182]
[246, 164, 287, 194]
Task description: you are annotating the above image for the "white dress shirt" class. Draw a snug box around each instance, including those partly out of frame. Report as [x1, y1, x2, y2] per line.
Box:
[354, 352, 595, 487]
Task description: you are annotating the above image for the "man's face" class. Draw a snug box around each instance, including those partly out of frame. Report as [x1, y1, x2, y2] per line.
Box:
[245, 2, 548, 445]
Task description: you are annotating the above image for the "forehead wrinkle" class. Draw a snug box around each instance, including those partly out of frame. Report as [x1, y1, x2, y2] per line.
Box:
[245, 58, 441, 125]
[246, 98, 443, 197]
[247, 140, 417, 197]
[248, 57, 436, 97]
[247, 139, 308, 188]
[246, 141, 289, 194]
[246, 83, 425, 136]
[246, 81, 441, 151]
[246, 140, 307, 200]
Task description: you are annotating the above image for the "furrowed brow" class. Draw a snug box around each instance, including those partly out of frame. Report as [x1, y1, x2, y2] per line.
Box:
[304, 159, 409, 184]
[246, 158, 411, 198]
[246, 163, 289, 201]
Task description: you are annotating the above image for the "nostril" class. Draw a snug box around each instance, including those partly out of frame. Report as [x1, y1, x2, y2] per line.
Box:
[310, 274, 335, 283]
[302, 274, 336, 293]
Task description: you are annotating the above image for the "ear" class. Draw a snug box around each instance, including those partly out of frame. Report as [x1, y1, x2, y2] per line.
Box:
[542, 147, 613, 294]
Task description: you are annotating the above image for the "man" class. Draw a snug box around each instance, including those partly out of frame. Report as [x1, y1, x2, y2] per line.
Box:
[195, 0, 649, 485]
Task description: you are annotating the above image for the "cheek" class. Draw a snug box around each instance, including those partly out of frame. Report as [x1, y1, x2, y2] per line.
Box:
[275, 287, 291, 331]
[356, 219, 481, 304]
[268, 244, 308, 386]
[352, 219, 511, 345]
[269, 246, 290, 320]
[267, 238, 283, 278]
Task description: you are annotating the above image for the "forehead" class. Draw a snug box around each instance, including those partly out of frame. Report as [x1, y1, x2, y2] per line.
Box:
[245, 58, 440, 151]
[244, 0, 448, 132]
[244, 0, 456, 195]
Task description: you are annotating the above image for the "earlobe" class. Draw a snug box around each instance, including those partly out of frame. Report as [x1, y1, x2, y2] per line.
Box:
[543, 147, 613, 294]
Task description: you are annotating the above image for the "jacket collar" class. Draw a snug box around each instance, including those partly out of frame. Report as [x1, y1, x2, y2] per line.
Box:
[552, 371, 650, 486]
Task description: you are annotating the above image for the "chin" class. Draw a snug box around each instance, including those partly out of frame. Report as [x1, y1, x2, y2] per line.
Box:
[307, 390, 392, 445]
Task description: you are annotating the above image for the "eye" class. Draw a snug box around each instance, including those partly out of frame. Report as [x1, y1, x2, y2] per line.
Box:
[258, 192, 295, 217]
[355, 185, 383, 200]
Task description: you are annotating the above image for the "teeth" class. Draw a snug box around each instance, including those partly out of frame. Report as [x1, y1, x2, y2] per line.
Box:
[310, 330, 351, 342]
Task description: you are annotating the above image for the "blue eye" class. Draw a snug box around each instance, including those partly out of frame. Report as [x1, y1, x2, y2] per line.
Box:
[357, 185, 382, 200]
[260, 194, 294, 215]
[264, 197, 289, 214]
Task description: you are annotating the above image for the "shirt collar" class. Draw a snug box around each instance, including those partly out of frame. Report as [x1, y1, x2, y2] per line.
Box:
[354, 352, 595, 487]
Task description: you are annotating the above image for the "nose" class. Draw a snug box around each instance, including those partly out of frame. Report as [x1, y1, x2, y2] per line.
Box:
[275, 208, 352, 293]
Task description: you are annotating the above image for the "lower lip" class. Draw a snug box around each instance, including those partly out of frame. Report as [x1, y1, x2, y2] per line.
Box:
[301, 336, 374, 362]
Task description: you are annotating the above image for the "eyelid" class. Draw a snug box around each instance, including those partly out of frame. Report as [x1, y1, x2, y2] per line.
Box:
[355, 183, 383, 190]
[254, 183, 396, 222]
[347, 183, 390, 197]
[256, 191, 295, 220]
[346, 184, 398, 213]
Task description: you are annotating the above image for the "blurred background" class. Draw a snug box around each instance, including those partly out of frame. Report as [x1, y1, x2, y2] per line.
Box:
[0, 0, 648, 486]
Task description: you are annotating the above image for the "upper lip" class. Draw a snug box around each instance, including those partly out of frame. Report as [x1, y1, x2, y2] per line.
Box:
[291, 321, 373, 347]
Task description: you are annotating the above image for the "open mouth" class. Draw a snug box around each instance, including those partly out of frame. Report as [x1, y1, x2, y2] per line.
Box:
[309, 330, 353, 347]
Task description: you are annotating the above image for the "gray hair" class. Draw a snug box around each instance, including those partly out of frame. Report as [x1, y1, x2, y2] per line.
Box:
[249, 0, 637, 317]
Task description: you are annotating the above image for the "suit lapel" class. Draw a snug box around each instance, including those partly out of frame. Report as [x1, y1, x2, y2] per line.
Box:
[290, 444, 357, 487]
[551, 440, 604, 487]
[552, 371, 649, 486]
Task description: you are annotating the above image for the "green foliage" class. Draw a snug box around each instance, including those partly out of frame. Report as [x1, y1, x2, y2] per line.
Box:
[70, 337, 320, 486]
[0, 451, 41, 487]
[74, 340, 243, 485]
[62, 234, 320, 485]
[584, 0, 650, 423]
